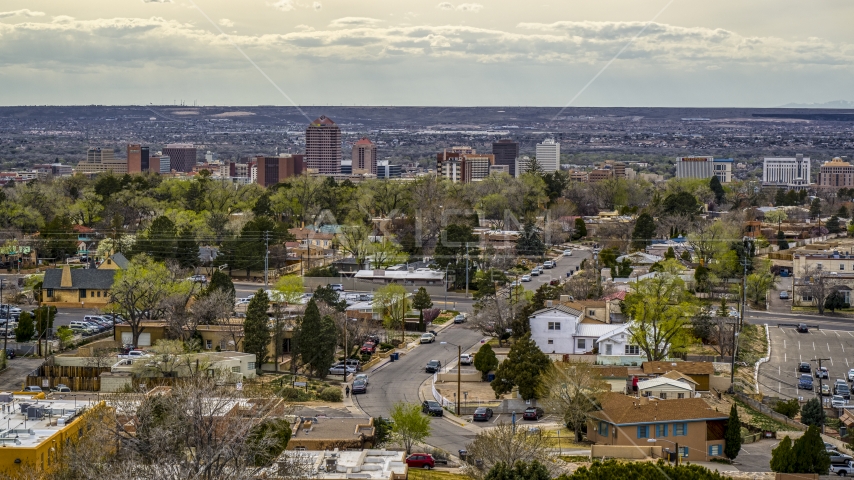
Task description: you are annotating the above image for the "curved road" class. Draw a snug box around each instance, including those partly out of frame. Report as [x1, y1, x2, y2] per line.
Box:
[354, 323, 486, 454]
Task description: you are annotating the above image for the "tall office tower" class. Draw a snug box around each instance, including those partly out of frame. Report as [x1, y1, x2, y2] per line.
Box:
[140, 146, 150, 172]
[436, 146, 475, 175]
[535, 139, 560, 173]
[492, 139, 519, 177]
[255, 155, 305, 187]
[352, 138, 377, 175]
[818, 157, 854, 189]
[305, 115, 341, 174]
[162, 143, 197, 173]
[127, 144, 142, 173]
[440, 154, 495, 183]
[76, 147, 128, 174]
[763, 154, 811, 188]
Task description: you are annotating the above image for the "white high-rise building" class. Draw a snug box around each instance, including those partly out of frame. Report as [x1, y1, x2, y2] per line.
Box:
[676, 156, 733, 183]
[535, 139, 560, 173]
[763, 154, 811, 189]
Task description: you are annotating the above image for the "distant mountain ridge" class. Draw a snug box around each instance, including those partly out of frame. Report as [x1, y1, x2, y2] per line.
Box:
[780, 100, 854, 109]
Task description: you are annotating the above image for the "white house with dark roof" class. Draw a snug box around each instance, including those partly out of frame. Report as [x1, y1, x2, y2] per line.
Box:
[529, 305, 627, 355]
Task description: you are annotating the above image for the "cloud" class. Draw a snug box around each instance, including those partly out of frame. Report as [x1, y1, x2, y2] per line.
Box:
[313, 2, 322, 11]
[270, 0, 295, 12]
[329, 17, 381, 28]
[0, 9, 45, 18]
[218, 18, 234, 27]
[437, 3, 483, 12]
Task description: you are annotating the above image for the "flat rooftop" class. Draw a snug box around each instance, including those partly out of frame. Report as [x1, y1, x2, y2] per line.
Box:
[0, 395, 92, 447]
[277, 449, 406, 479]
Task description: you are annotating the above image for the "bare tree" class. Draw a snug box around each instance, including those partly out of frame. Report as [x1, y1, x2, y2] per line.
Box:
[799, 265, 842, 315]
[470, 295, 515, 347]
[463, 422, 557, 480]
[540, 361, 607, 442]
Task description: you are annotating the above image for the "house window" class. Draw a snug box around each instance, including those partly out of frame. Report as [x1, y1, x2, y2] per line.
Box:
[577, 339, 586, 350]
[547, 339, 554, 345]
[232, 366, 241, 373]
[598, 422, 609, 436]
[294, 446, 306, 451]
[673, 423, 687, 436]
[625, 345, 640, 355]
[842, 264, 845, 271]
[46, 289, 54, 297]
[90, 291, 95, 298]
[248, 362, 256, 370]
[678, 393, 685, 399]
[656, 424, 668, 437]
[660, 392, 667, 400]
[709, 444, 722, 456]
[637, 426, 649, 439]
[97, 291, 101, 297]
[548, 322, 561, 331]
[206, 340, 212, 349]
[589, 310, 595, 316]
[605, 344, 612, 355]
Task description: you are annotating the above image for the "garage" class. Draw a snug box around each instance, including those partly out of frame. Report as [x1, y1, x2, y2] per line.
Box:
[121, 332, 151, 347]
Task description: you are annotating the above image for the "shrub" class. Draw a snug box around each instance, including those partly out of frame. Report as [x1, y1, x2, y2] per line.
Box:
[773, 399, 800, 419]
[379, 342, 394, 351]
[317, 387, 343, 402]
[279, 387, 313, 402]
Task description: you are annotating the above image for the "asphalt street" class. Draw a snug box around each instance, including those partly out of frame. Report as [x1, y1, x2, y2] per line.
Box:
[353, 323, 486, 455]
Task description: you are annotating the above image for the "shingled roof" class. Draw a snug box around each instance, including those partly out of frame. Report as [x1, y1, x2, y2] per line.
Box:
[43, 268, 117, 290]
[590, 392, 726, 425]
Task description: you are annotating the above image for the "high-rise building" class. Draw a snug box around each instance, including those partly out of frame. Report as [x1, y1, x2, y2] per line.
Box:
[818, 157, 854, 189]
[305, 116, 341, 175]
[440, 154, 495, 183]
[535, 139, 560, 173]
[148, 154, 170, 174]
[492, 139, 519, 177]
[352, 138, 377, 175]
[255, 155, 305, 187]
[76, 147, 128, 174]
[127, 144, 142, 173]
[436, 146, 475, 175]
[763, 154, 811, 189]
[377, 160, 401, 179]
[676, 156, 733, 183]
[162, 144, 197, 173]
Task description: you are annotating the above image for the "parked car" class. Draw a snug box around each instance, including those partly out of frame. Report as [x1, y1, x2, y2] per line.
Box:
[335, 359, 362, 371]
[848, 368, 854, 382]
[405, 453, 435, 469]
[420, 333, 435, 344]
[833, 395, 847, 408]
[5, 349, 14, 359]
[521, 275, 532, 282]
[530, 269, 540, 276]
[421, 401, 443, 417]
[822, 384, 832, 396]
[543, 261, 555, 269]
[473, 407, 494, 421]
[22, 386, 42, 393]
[779, 291, 789, 300]
[828, 450, 854, 464]
[360, 342, 377, 354]
[797, 323, 809, 333]
[453, 314, 466, 324]
[351, 379, 367, 394]
[330, 284, 344, 292]
[188, 274, 207, 283]
[836, 383, 851, 400]
[425, 360, 442, 373]
[329, 365, 356, 375]
[798, 374, 813, 390]
[459, 353, 473, 365]
[523, 407, 545, 420]
[817, 367, 829, 378]
[799, 362, 812, 374]
[53, 385, 71, 393]
[354, 373, 368, 385]
[830, 460, 854, 476]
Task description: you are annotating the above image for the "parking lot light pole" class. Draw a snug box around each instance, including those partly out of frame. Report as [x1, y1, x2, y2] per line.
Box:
[440, 341, 462, 416]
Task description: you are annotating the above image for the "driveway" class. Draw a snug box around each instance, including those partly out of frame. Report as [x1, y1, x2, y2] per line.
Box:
[766, 277, 793, 314]
[733, 439, 775, 472]
[0, 357, 44, 391]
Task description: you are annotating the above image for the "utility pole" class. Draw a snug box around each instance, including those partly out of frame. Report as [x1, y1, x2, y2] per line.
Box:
[812, 357, 831, 417]
[1, 279, 7, 355]
[465, 243, 470, 299]
[728, 320, 739, 391]
[264, 231, 270, 289]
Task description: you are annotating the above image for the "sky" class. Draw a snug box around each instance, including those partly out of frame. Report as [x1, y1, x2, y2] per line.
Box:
[1, 0, 853, 107]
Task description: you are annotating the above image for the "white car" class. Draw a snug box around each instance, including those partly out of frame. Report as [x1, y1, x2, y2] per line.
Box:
[563, 250, 572, 256]
[420, 333, 435, 344]
[235, 298, 251, 306]
[521, 275, 532, 282]
[460, 353, 473, 365]
[848, 369, 854, 382]
[329, 365, 356, 375]
[833, 395, 847, 408]
[354, 373, 369, 385]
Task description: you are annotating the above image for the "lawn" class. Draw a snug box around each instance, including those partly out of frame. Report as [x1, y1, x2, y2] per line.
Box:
[408, 469, 470, 480]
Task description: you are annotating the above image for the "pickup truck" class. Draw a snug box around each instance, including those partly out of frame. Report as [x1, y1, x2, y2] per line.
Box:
[460, 353, 473, 365]
[831, 461, 854, 476]
[119, 350, 149, 359]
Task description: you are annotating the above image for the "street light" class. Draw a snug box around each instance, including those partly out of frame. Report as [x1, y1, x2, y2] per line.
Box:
[440, 341, 462, 416]
[648, 438, 680, 465]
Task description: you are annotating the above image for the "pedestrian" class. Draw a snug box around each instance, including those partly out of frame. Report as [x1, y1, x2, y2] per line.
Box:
[345, 385, 350, 397]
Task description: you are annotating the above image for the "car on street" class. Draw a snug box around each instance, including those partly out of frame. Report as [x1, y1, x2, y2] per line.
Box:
[235, 298, 251, 306]
[328, 365, 356, 375]
[543, 261, 555, 269]
[828, 450, 854, 464]
[832, 395, 847, 408]
[351, 379, 367, 394]
[453, 314, 466, 324]
[798, 374, 813, 390]
[420, 333, 435, 344]
[329, 284, 344, 291]
[836, 382, 851, 399]
[473, 407, 494, 421]
[405, 453, 435, 469]
[354, 373, 368, 385]
[830, 460, 854, 476]
[509, 281, 518, 288]
[523, 407, 545, 420]
[797, 323, 809, 333]
[53, 385, 71, 393]
[563, 249, 572, 255]
[799, 362, 812, 374]
[521, 275, 531, 282]
[23, 386, 42, 393]
[425, 360, 442, 373]
[360, 343, 376, 354]
[531, 269, 540, 276]
[421, 401, 443, 417]
[822, 384, 831, 396]
[817, 367, 829, 379]
[459, 353, 473, 365]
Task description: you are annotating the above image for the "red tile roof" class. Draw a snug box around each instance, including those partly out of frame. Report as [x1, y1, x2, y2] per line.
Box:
[312, 115, 336, 126]
[354, 137, 374, 145]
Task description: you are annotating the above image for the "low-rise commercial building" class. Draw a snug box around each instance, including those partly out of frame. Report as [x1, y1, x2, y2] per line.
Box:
[41, 253, 129, 308]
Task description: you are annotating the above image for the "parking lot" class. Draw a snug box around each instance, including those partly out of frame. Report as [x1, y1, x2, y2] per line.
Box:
[758, 325, 854, 401]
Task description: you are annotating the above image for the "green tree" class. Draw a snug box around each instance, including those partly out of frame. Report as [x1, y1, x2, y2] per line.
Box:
[373, 416, 393, 447]
[662, 191, 700, 217]
[14, 311, 35, 343]
[765, 209, 788, 230]
[776, 230, 789, 250]
[273, 275, 304, 306]
[389, 402, 431, 455]
[243, 290, 270, 370]
[56, 325, 74, 349]
[664, 246, 676, 259]
[473, 268, 509, 301]
[838, 205, 849, 218]
[175, 226, 199, 269]
[774, 188, 786, 206]
[773, 399, 800, 419]
[485, 461, 551, 480]
[516, 221, 547, 258]
[474, 343, 499, 381]
[709, 176, 726, 204]
[39, 214, 78, 263]
[724, 404, 742, 460]
[572, 218, 587, 240]
[411, 287, 433, 329]
[631, 213, 657, 250]
[810, 198, 822, 218]
[746, 269, 776, 307]
[312, 284, 347, 312]
[800, 398, 825, 427]
[565, 459, 730, 479]
[295, 299, 337, 378]
[491, 333, 551, 400]
[246, 418, 291, 467]
[791, 425, 831, 474]
[374, 283, 410, 341]
[133, 215, 177, 261]
[770, 436, 794, 473]
[624, 272, 696, 361]
[434, 223, 480, 290]
[826, 215, 842, 234]
[205, 270, 236, 303]
[614, 258, 633, 278]
[825, 290, 847, 312]
[680, 250, 692, 262]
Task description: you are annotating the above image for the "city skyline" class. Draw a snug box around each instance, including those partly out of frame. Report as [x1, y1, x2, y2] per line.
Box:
[0, 1, 853, 107]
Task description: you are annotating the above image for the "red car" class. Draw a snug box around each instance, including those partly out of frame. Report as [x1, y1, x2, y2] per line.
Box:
[405, 453, 435, 469]
[360, 342, 376, 354]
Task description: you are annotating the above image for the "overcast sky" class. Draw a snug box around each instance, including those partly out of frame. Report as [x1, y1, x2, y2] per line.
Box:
[1, 0, 853, 107]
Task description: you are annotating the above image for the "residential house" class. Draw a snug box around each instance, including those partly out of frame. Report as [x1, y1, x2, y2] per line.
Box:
[528, 305, 625, 355]
[642, 361, 714, 391]
[617, 252, 664, 266]
[72, 225, 98, 257]
[595, 324, 644, 362]
[636, 377, 696, 399]
[41, 253, 129, 308]
[287, 417, 376, 451]
[587, 394, 728, 462]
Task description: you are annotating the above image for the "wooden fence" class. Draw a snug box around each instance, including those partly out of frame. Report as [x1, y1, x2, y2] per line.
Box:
[26, 365, 111, 391]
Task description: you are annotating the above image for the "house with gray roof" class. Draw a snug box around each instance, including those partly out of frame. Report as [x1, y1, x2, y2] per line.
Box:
[41, 253, 128, 308]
